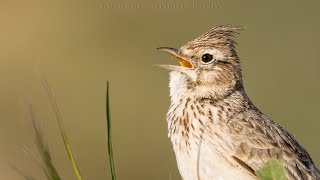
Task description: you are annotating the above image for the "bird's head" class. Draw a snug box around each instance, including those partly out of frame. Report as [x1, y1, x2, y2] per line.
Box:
[157, 25, 244, 99]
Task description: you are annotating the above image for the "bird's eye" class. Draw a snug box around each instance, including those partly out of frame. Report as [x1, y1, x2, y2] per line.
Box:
[201, 53, 214, 63]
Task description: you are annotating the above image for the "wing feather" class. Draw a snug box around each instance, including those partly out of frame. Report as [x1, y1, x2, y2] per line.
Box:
[225, 110, 320, 180]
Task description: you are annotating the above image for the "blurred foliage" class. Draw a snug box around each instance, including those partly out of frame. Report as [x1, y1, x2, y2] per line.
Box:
[256, 159, 287, 180]
[15, 82, 116, 180]
[42, 79, 82, 180]
[106, 82, 117, 180]
[30, 105, 61, 180]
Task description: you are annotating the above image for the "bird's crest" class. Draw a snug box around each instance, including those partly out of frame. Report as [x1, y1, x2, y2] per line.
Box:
[184, 25, 244, 49]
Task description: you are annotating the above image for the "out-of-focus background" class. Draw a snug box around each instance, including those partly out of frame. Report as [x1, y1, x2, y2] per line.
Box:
[0, 0, 319, 179]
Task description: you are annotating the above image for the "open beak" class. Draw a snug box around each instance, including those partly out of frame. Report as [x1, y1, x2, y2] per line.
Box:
[155, 47, 193, 71]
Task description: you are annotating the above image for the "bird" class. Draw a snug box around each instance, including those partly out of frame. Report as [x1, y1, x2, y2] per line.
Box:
[156, 25, 320, 180]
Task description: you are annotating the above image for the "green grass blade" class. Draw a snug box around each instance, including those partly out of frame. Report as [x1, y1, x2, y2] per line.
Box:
[106, 81, 117, 180]
[29, 105, 61, 180]
[256, 159, 287, 180]
[42, 78, 82, 180]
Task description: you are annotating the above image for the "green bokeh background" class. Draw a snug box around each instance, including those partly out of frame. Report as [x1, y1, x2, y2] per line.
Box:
[0, 0, 319, 179]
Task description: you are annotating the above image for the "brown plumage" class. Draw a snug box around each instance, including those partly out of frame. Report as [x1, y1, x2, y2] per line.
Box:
[157, 25, 320, 180]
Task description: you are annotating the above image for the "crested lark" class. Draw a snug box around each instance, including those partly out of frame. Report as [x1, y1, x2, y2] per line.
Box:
[156, 25, 320, 180]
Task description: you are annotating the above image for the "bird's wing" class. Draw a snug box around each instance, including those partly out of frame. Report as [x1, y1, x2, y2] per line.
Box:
[225, 110, 320, 180]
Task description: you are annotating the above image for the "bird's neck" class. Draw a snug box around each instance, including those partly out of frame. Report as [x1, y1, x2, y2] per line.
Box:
[169, 71, 242, 104]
